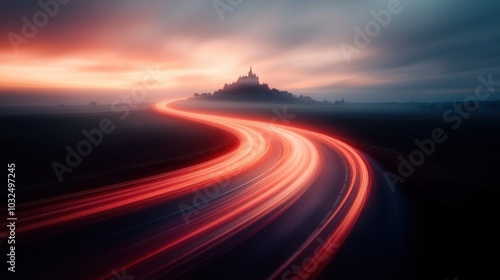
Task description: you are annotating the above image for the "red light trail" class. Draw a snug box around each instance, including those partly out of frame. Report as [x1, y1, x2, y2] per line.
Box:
[15, 99, 372, 279]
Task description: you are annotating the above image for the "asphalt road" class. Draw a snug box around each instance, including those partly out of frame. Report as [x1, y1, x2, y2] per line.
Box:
[10, 100, 373, 280]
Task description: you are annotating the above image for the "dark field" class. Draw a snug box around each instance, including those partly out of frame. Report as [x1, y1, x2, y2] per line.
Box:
[1, 106, 237, 201]
[174, 99, 500, 279]
[2, 100, 499, 279]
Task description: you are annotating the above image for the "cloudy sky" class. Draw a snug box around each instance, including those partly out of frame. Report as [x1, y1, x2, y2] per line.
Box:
[1, 0, 499, 105]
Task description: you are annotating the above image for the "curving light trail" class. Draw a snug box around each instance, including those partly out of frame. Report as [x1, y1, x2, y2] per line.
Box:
[16, 99, 372, 279]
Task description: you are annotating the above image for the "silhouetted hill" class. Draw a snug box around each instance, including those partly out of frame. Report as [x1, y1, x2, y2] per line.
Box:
[192, 83, 333, 104]
[191, 67, 333, 104]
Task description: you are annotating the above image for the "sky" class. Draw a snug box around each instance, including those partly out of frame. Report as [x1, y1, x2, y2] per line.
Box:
[0, 0, 499, 105]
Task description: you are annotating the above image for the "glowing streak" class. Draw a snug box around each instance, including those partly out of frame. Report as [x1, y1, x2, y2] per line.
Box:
[17, 101, 269, 232]
[268, 130, 371, 279]
[14, 99, 372, 280]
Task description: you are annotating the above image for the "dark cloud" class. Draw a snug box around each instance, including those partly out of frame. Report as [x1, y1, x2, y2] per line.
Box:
[1, 0, 500, 102]
[332, 0, 500, 100]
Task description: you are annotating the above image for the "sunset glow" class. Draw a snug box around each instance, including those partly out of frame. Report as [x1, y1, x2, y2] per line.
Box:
[2, 1, 498, 105]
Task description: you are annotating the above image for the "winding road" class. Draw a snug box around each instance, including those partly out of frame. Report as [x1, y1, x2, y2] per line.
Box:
[16, 100, 372, 280]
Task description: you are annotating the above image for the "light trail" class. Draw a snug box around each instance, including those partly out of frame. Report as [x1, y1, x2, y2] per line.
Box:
[17, 101, 269, 232]
[268, 129, 371, 280]
[15, 99, 372, 279]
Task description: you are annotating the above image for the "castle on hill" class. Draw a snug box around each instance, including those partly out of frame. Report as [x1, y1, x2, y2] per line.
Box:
[194, 66, 293, 99]
[236, 67, 260, 85]
[192, 66, 330, 104]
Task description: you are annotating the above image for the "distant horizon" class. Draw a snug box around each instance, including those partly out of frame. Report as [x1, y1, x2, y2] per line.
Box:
[1, 90, 500, 107]
[1, 70, 499, 106]
[1, 65, 500, 106]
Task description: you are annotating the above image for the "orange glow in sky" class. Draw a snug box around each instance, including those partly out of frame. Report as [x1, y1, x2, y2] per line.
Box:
[1, 0, 496, 104]
[0, 1, 381, 104]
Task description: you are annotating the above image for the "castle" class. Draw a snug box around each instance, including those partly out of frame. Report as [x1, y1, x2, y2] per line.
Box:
[236, 67, 260, 85]
[194, 66, 305, 102]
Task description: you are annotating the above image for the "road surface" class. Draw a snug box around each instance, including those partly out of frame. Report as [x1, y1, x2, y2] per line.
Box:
[14, 100, 372, 280]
